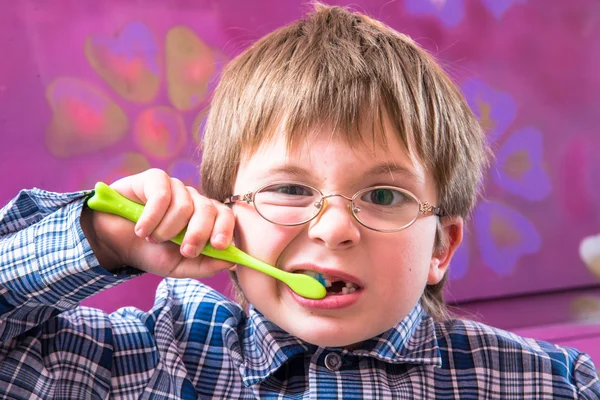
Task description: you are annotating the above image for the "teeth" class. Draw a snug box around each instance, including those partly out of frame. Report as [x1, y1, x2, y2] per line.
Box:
[342, 282, 358, 295]
[341, 286, 357, 295]
[303, 271, 323, 281]
[302, 271, 359, 293]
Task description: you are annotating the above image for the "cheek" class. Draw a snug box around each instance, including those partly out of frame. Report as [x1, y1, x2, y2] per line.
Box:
[371, 227, 436, 296]
[233, 206, 306, 306]
[233, 208, 308, 316]
[233, 206, 298, 265]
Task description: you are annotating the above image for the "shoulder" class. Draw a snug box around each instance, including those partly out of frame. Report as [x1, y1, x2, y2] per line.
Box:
[435, 318, 583, 367]
[434, 318, 600, 397]
[150, 278, 246, 330]
[435, 319, 600, 399]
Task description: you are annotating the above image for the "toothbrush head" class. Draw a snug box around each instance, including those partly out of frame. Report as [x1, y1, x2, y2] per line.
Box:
[314, 273, 327, 287]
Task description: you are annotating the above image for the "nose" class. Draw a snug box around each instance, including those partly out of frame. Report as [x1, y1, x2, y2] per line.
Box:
[307, 197, 361, 249]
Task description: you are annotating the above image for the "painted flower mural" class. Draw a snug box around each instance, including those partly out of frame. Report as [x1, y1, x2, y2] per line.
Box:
[45, 21, 223, 189]
[404, 0, 465, 28]
[404, 0, 528, 28]
[451, 78, 551, 279]
[25, 2, 598, 322]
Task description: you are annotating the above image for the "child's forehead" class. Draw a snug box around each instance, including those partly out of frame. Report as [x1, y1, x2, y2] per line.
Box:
[239, 123, 427, 182]
[240, 117, 421, 168]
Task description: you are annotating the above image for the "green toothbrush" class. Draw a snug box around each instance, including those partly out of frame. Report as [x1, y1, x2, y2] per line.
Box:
[86, 182, 327, 299]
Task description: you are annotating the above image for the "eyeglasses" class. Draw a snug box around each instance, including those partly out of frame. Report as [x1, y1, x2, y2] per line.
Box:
[224, 182, 441, 233]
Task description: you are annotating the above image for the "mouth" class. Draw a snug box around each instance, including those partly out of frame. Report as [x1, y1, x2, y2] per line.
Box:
[299, 269, 362, 296]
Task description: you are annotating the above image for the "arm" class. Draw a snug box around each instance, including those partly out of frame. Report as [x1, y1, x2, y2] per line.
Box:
[573, 351, 600, 399]
[0, 188, 140, 343]
[1, 168, 236, 343]
[0, 269, 241, 399]
[0, 171, 240, 398]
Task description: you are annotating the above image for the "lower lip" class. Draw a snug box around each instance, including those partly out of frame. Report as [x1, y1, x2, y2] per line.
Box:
[287, 286, 362, 309]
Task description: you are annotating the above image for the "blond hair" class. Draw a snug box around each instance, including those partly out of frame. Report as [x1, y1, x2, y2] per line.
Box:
[200, 4, 490, 320]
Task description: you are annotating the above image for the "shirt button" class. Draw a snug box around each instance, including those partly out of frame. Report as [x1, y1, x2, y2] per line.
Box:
[324, 353, 342, 371]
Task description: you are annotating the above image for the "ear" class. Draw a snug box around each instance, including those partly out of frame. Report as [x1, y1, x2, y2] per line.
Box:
[427, 216, 463, 285]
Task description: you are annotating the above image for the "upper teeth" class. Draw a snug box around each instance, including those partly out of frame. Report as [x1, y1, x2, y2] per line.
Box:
[302, 271, 359, 293]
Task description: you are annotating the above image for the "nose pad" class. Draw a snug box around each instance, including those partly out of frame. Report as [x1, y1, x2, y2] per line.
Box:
[308, 197, 361, 248]
[314, 198, 328, 217]
[314, 197, 361, 222]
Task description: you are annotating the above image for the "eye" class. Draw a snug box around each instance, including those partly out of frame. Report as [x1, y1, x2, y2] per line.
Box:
[255, 183, 318, 207]
[361, 188, 411, 206]
[268, 184, 313, 196]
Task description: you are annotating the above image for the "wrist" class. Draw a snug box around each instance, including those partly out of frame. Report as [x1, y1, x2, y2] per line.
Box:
[80, 204, 124, 273]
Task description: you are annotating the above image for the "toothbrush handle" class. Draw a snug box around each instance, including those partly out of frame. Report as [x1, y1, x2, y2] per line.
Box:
[85, 182, 256, 266]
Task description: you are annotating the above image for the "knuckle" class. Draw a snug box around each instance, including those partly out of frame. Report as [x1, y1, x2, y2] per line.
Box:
[146, 167, 166, 178]
[175, 200, 194, 217]
[170, 177, 184, 187]
[199, 201, 218, 217]
[186, 186, 201, 197]
[151, 189, 171, 204]
[214, 201, 235, 218]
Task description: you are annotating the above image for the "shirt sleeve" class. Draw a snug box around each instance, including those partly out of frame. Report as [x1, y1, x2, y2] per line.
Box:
[0, 189, 245, 399]
[573, 351, 600, 399]
[0, 188, 140, 344]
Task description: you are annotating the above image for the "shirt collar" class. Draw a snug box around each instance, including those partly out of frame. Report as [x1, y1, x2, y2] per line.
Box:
[239, 306, 313, 386]
[350, 301, 442, 366]
[238, 301, 441, 386]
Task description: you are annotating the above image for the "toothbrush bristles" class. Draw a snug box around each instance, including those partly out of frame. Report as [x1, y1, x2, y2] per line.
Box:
[315, 273, 327, 287]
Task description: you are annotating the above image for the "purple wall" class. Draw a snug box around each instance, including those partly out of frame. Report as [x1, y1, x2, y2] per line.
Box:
[1, 0, 600, 332]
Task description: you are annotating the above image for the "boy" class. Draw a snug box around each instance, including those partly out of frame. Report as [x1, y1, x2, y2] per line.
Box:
[1, 4, 598, 399]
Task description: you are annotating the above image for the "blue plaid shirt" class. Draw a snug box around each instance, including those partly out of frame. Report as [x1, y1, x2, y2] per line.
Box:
[0, 188, 599, 399]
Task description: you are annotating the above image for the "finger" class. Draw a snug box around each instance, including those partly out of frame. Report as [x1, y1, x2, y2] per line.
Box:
[167, 257, 234, 279]
[150, 178, 194, 243]
[208, 200, 235, 250]
[113, 169, 172, 238]
[180, 187, 218, 258]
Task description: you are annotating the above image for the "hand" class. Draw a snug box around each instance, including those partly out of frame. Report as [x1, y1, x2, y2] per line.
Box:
[81, 168, 235, 279]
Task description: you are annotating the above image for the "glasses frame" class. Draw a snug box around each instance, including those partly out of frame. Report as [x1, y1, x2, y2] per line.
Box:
[223, 181, 441, 233]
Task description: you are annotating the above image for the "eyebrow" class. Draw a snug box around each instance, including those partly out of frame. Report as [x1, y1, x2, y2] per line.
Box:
[364, 163, 423, 183]
[264, 163, 422, 183]
[264, 165, 315, 179]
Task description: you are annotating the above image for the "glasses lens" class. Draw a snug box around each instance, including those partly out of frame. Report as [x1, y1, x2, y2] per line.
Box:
[254, 183, 321, 225]
[353, 187, 420, 231]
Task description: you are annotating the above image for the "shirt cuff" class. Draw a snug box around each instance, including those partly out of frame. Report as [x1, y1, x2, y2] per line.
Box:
[4, 189, 143, 309]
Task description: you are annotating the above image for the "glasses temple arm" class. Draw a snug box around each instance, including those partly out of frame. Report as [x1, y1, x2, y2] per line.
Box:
[223, 192, 253, 205]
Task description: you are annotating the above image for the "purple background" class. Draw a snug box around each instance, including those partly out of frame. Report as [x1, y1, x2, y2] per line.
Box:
[1, 0, 600, 353]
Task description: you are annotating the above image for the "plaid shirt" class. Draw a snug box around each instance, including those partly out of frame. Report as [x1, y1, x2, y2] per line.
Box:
[0, 189, 599, 400]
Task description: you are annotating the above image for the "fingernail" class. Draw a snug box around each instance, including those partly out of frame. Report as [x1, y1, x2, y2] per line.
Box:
[213, 234, 227, 246]
[136, 226, 146, 237]
[182, 244, 197, 257]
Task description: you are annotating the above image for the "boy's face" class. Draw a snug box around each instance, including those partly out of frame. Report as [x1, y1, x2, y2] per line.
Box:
[231, 118, 462, 348]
